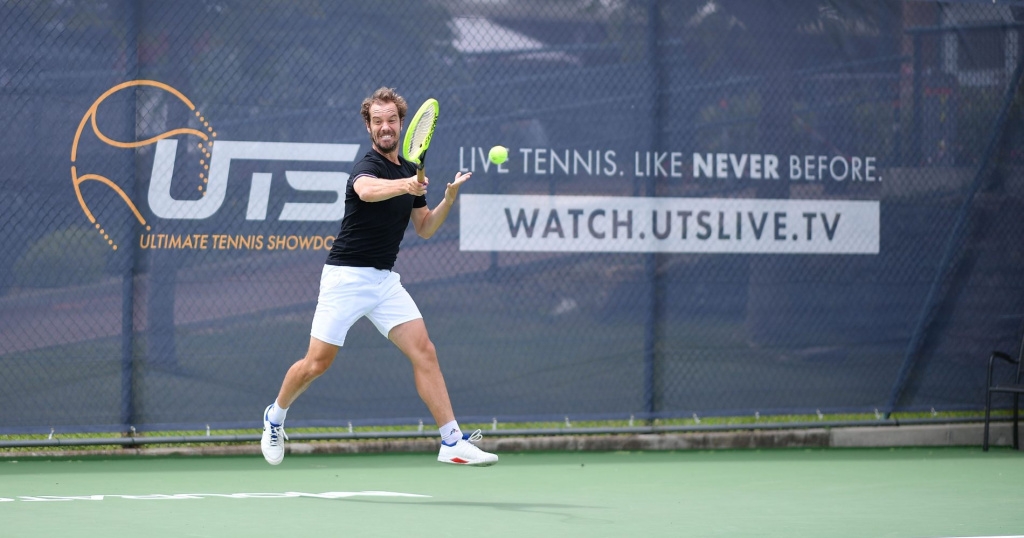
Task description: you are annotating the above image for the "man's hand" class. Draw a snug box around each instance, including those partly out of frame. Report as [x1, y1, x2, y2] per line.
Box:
[444, 171, 472, 205]
[411, 171, 473, 239]
[407, 175, 428, 197]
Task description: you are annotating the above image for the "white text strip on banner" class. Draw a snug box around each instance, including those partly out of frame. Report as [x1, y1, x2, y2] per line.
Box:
[460, 195, 879, 254]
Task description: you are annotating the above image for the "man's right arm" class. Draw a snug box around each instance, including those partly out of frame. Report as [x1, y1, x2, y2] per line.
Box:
[352, 175, 426, 202]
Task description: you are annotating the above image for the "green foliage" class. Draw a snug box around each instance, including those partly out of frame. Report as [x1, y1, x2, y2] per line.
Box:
[12, 227, 109, 288]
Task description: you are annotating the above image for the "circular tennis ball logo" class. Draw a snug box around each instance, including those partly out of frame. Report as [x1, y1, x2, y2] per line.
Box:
[70, 80, 216, 250]
[488, 145, 508, 165]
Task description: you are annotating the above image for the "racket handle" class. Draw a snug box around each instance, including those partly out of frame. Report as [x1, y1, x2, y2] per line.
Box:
[416, 150, 428, 184]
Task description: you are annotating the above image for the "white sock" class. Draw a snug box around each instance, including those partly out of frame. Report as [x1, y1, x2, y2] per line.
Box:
[440, 420, 462, 445]
[267, 401, 288, 425]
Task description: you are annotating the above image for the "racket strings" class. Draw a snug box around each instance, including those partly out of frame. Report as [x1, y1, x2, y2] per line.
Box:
[408, 110, 436, 152]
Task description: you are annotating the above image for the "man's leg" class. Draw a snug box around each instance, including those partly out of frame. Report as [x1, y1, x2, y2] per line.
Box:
[277, 337, 341, 409]
[262, 337, 339, 465]
[388, 319, 455, 426]
[389, 319, 497, 466]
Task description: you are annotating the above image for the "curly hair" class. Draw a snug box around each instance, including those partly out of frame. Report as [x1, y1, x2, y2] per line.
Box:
[360, 87, 408, 125]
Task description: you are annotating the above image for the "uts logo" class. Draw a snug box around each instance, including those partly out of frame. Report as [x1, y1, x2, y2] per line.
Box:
[71, 80, 358, 250]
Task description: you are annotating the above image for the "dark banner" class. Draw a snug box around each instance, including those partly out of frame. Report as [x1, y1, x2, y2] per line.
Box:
[1, 0, 1022, 433]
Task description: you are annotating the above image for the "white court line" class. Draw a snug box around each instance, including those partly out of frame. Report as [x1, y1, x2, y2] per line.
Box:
[0, 491, 430, 502]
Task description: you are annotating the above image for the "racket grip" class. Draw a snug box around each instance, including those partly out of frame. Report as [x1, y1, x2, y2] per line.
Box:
[416, 150, 428, 184]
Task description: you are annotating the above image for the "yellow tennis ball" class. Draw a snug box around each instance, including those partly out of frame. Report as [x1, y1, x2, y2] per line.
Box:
[488, 145, 508, 165]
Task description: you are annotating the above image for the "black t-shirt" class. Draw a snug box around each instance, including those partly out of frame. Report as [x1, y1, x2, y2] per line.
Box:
[325, 149, 427, 270]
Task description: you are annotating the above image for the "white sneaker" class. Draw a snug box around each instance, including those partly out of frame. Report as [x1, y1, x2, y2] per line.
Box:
[261, 405, 287, 465]
[438, 430, 498, 466]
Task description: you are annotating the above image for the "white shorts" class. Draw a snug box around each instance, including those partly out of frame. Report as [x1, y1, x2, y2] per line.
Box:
[310, 265, 422, 347]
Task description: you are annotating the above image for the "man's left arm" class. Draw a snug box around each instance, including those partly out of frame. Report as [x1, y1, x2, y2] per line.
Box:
[412, 171, 472, 239]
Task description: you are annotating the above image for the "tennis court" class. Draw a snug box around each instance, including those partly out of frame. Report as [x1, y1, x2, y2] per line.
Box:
[3, 447, 1022, 537]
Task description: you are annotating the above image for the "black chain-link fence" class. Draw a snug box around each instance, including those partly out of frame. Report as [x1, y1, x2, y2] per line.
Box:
[1, 0, 1022, 434]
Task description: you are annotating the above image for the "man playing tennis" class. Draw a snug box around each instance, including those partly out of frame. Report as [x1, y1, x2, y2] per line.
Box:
[260, 87, 497, 466]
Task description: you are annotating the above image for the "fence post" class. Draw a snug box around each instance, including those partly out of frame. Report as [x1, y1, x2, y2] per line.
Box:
[120, 273, 135, 429]
[911, 32, 923, 165]
[642, 0, 664, 421]
[119, 2, 139, 431]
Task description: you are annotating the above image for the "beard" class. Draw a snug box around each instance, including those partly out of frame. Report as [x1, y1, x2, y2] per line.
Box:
[374, 130, 399, 153]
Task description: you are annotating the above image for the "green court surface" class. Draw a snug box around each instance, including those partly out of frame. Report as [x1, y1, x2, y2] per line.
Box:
[2, 447, 1022, 537]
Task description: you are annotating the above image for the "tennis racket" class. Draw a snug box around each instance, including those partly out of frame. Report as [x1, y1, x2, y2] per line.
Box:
[402, 98, 438, 184]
